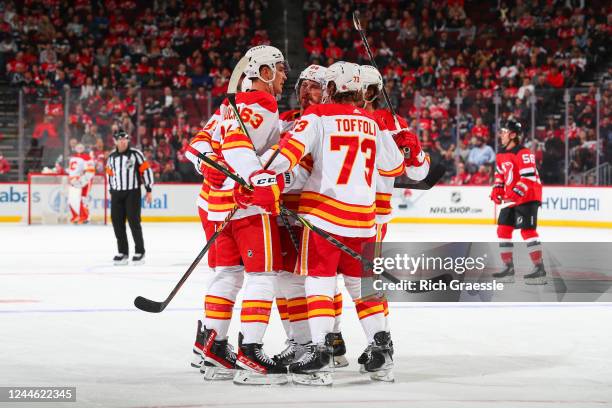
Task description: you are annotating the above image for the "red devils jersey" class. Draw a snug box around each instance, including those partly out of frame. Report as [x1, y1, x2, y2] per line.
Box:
[494, 145, 542, 206]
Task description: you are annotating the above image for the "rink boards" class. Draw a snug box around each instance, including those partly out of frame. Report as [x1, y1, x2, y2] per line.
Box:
[1, 183, 611, 228]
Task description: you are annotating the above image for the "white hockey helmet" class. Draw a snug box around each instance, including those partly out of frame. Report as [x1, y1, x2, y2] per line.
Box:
[294, 64, 327, 96]
[360, 65, 383, 102]
[324, 61, 361, 97]
[243, 45, 286, 84]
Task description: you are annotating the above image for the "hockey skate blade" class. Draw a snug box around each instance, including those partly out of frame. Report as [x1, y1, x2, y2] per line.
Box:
[333, 355, 349, 368]
[202, 366, 234, 381]
[233, 370, 288, 385]
[114, 259, 128, 266]
[191, 349, 203, 369]
[292, 372, 333, 386]
[524, 277, 548, 285]
[370, 369, 394, 382]
[493, 276, 515, 283]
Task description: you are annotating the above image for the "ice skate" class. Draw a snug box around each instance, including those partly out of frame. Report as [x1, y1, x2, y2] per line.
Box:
[190, 320, 208, 369]
[493, 263, 515, 283]
[201, 332, 237, 381]
[330, 332, 348, 368]
[234, 333, 288, 385]
[363, 331, 394, 382]
[524, 263, 547, 285]
[113, 254, 128, 265]
[132, 253, 145, 265]
[289, 334, 334, 386]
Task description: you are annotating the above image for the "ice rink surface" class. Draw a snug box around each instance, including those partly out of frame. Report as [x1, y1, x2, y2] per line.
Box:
[1, 223, 611, 408]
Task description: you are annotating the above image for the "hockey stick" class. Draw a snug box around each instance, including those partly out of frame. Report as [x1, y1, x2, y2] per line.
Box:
[393, 162, 446, 189]
[134, 56, 253, 313]
[353, 11, 446, 191]
[353, 11, 399, 124]
[189, 149, 453, 293]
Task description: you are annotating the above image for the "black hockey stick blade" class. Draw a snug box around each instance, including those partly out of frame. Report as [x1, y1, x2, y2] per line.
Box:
[394, 163, 446, 190]
[134, 296, 165, 313]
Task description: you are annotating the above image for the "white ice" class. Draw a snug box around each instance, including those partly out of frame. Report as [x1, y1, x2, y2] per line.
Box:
[1, 223, 611, 408]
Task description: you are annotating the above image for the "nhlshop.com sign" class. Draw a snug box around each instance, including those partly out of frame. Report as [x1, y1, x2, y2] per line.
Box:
[391, 186, 491, 222]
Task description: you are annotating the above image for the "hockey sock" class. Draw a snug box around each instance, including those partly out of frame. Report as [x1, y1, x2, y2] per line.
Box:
[305, 276, 337, 345]
[204, 265, 244, 340]
[497, 225, 514, 265]
[344, 276, 386, 343]
[240, 273, 276, 344]
[382, 297, 390, 332]
[278, 271, 311, 344]
[275, 297, 290, 338]
[522, 229, 543, 265]
[332, 291, 343, 333]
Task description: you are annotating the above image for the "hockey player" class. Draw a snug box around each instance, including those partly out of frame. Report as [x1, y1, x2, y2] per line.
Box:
[272, 64, 345, 367]
[255, 62, 405, 385]
[490, 119, 546, 284]
[67, 143, 95, 224]
[185, 63, 264, 379]
[195, 45, 289, 385]
[357, 65, 430, 369]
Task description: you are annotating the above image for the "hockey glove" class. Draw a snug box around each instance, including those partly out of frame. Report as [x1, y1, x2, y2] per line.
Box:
[490, 184, 504, 205]
[200, 155, 228, 189]
[394, 130, 424, 167]
[233, 184, 253, 209]
[249, 169, 285, 216]
[506, 183, 527, 203]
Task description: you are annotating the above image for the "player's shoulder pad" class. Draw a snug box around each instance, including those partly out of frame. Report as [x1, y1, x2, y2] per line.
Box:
[279, 109, 300, 121]
[236, 90, 278, 113]
[512, 145, 527, 155]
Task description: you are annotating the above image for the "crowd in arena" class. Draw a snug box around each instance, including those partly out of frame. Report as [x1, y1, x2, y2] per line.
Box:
[1, 0, 611, 184]
[2, 0, 271, 182]
[303, 0, 611, 185]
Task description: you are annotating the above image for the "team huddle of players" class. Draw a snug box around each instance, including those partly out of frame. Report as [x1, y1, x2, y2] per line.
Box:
[185, 45, 430, 386]
[182, 43, 545, 386]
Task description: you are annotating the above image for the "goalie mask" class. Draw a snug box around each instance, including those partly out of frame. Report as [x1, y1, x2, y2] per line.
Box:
[294, 64, 327, 98]
[360, 65, 383, 103]
[324, 61, 361, 101]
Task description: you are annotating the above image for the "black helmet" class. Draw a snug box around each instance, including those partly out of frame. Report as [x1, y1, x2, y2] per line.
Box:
[113, 128, 129, 140]
[501, 119, 522, 137]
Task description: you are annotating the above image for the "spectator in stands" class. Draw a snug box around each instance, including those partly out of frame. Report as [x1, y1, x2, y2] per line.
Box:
[469, 164, 493, 185]
[0, 153, 10, 180]
[160, 160, 181, 182]
[450, 161, 470, 185]
[467, 136, 495, 171]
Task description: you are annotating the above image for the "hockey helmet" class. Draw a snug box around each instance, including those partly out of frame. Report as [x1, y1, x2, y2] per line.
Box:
[500, 118, 522, 140]
[360, 65, 383, 101]
[324, 61, 361, 97]
[113, 128, 129, 140]
[295, 64, 327, 97]
[243, 45, 287, 84]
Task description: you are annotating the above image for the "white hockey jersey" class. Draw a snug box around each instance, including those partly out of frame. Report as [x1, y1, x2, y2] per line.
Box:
[186, 108, 222, 212]
[268, 103, 405, 237]
[207, 90, 281, 221]
[68, 152, 95, 187]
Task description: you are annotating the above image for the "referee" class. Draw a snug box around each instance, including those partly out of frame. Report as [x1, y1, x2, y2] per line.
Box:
[105, 129, 154, 265]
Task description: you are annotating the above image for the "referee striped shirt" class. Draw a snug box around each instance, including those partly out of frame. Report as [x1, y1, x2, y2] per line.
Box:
[106, 147, 154, 192]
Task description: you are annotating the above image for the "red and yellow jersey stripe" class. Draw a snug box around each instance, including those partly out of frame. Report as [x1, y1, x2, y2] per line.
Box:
[298, 191, 376, 230]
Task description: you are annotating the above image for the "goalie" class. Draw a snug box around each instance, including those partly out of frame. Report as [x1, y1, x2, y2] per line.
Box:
[67, 143, 95, 224]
